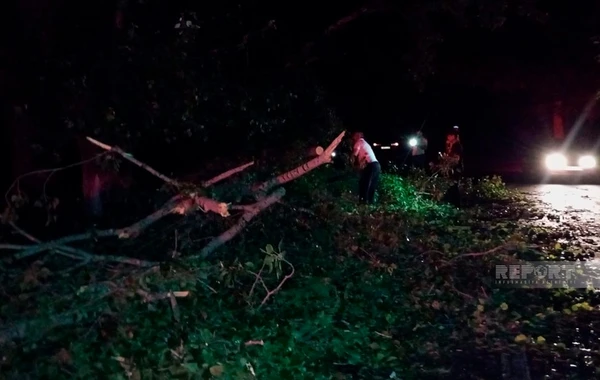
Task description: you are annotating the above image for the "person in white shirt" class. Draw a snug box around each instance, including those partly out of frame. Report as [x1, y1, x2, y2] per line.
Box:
[351, 132, 381, 204]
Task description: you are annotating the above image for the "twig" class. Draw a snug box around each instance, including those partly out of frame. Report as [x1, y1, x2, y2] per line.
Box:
[259, 257, 295, 307]
[85, 136, 180, 186]
[276, 201, 317, 216]
[8, 222, 39, 242]
[374, 331, 393, 339]
[136, 290, 190, 303]
[480, 286, 488, 299]
[248, 261, 267, 299]
[447, 243, 516, 263]
[244, 340, 264, 346]
[4, 153, 108, 204]
[449, 282, 475, 300]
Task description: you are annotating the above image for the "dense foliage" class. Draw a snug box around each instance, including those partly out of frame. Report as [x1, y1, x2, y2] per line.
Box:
[2, 168, 600, 379]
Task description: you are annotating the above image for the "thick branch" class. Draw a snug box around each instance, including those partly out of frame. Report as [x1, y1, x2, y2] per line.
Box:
[13, 230, 118, 260]
[8, 192, 232, 259]
[196, 188, 286, 259]
[7, 222, 154, 266]
[253, 131, 345, 196]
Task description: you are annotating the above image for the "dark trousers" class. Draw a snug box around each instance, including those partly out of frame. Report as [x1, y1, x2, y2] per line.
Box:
[359, 162, 381, 204]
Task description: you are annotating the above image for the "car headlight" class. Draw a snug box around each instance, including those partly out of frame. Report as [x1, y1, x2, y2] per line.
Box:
[545, 153, 567, 170]
[408, 138, 417, 147]
[578, 155, 596, 169]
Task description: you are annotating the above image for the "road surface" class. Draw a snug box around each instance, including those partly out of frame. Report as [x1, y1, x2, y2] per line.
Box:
[513, 184, 600, 250]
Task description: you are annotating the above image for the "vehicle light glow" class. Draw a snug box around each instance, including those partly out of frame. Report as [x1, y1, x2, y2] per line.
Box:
[391, 142, 399, 146]
[545, 153, 567, 170]
[381, 146, 391, 150]
[331, 151, 336, 157]
[578, 155, 596, 169]
[408, 138, 417, 147]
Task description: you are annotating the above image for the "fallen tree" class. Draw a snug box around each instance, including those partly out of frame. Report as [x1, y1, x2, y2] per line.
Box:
[2, 131, 345, 263]
[0, 132, 344, 344]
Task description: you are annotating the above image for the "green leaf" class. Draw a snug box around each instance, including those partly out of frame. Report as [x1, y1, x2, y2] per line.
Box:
[265, 244, 275, 255]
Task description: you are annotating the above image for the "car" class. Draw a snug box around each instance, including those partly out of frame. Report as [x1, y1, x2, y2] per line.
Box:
[370, 138, 414, 168]
[523, 139, 599, 182]
[543, 151, 597, 173]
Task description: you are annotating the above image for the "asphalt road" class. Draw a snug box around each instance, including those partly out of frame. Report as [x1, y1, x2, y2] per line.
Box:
[513, 184, 600, 250]
[517, 184, 600, 218]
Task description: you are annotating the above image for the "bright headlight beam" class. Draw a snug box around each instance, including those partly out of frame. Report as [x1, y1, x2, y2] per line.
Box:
[409, 138, 417, 147]
[578, 155, 596, 169]
[545, 153, 567, 170]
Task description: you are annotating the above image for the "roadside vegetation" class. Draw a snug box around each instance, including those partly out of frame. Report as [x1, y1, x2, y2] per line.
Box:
[2, 160, 599, 380]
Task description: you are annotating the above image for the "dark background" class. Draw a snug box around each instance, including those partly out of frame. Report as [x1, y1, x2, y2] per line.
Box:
[4, 0, 600, 188]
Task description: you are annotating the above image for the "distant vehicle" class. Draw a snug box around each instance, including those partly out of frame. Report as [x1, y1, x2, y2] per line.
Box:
[371, 138, 412, 168]
[542, 147, 598, 176]
[523, 138, 599, 180]
[527, 97, 600, 181]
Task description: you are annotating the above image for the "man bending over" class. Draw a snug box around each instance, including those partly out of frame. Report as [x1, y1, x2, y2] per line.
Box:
[351, 132, 381, 204]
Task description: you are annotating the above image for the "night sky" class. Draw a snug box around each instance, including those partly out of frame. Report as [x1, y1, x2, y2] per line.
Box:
[5, 0, 600, 178]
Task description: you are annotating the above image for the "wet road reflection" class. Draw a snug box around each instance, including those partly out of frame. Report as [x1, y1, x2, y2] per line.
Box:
[516, 184, 600, 223]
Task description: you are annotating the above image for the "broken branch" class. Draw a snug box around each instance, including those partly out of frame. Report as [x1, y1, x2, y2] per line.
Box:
[196, 187, 286, 259]
[86, 136, 181, 187]
[202, 161, 254, 187]
[253, 131, 345, 196]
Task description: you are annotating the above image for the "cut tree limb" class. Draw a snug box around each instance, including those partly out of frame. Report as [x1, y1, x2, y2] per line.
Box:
[8, 222, 155, 266]
[253, 131, 345, 196]
[196, 187, 286, 259]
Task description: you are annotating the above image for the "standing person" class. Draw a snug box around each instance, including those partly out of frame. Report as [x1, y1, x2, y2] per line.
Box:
[445, 126, 460, 155]
[445, 127, 464, 176]
[410, 130, 428, 169]
[351, 132, 381, 204]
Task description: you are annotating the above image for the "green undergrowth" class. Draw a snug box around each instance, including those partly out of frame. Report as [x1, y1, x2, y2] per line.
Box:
[2, 169, 600, 379]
